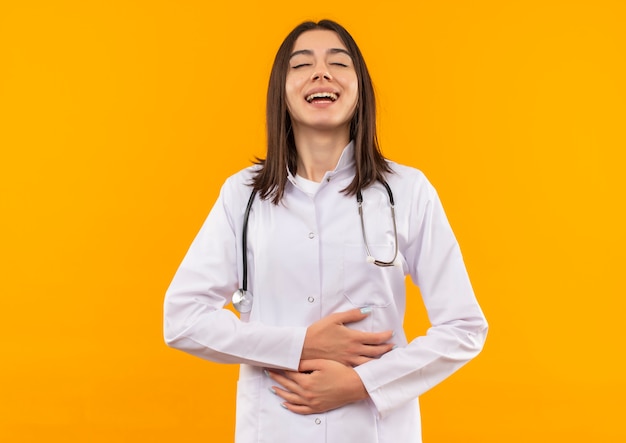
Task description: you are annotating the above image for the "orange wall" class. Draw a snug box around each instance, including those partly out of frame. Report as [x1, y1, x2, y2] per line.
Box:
[1, 1, 625, 441]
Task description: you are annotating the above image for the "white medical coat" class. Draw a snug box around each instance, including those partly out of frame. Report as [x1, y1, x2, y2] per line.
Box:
[164, 143, 488, 442]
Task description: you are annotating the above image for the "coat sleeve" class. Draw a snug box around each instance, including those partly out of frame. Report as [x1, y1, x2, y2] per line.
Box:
[354, 174, 488, 417]
[163, 176, 307, 370]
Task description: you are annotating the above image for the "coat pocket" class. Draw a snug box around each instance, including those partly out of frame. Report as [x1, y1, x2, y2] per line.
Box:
[342, 244, 404, 309]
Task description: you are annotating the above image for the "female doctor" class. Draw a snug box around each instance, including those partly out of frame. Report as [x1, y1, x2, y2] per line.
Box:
[164, 19, 488, 443]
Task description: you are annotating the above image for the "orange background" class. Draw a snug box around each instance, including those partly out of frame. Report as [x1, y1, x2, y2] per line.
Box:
[1, 1, 625, 441]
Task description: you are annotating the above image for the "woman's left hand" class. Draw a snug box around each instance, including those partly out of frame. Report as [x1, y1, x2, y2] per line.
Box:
[267, 359, 369, 414]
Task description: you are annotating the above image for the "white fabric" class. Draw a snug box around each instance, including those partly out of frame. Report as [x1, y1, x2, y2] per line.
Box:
[163, 142, 488, 443]
[294, 173, 321, 197]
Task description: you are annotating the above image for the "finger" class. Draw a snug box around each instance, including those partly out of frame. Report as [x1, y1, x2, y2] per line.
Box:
[268, 371, 302, 395]
[271, 385, 305, 405]
[331, 307, 373, 325]
[358, 342, 395, 358]
[281, 402, 315, 415]
[347, 345, 395, 366]
[357, 329, 395, 345]
[348, 355, 374, 367]
[298, 359, 325, 373]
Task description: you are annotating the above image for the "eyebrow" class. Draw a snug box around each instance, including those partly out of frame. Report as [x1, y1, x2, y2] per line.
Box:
[289, 48, 352, 59]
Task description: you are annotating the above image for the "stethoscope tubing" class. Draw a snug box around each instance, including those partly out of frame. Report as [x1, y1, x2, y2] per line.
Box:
[241, 189, 257, 293]
[356, 180, 398, 267]
[233, 180, 397, 312]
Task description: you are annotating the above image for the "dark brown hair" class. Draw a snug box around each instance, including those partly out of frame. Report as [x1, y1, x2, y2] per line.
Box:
[252, 19, 391, 204]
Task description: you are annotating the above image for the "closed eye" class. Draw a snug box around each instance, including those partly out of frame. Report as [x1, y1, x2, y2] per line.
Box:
[331, 62, 348, 67]
[292, 63, 311, 69]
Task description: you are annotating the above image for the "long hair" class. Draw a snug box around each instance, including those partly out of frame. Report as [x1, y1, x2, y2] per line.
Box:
[252, 19, 391, 204]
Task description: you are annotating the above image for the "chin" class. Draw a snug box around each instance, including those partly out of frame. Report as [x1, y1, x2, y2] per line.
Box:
[299, 118, 351, 132]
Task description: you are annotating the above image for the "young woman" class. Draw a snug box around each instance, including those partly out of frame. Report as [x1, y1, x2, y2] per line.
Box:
[164, 19, 487, 443]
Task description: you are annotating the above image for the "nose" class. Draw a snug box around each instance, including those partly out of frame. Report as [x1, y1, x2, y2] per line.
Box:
[311, 71, 333, 81]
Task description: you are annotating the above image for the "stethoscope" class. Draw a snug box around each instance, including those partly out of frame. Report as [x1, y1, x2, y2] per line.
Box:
[232, 180, 398, 313]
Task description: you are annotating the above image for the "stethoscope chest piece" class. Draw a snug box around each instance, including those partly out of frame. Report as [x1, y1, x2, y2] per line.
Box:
[232, 289, 253, 313]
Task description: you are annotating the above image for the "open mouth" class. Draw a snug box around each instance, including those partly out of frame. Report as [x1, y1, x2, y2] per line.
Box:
[305, 92, 339, 103]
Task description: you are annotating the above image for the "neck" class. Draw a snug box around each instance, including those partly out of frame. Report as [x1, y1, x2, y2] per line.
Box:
[293, 126, 350, 182]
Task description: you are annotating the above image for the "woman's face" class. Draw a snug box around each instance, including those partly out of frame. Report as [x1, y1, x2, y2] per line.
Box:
[285, 30, 358, 136]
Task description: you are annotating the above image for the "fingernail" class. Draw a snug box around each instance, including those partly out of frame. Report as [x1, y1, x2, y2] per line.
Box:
[391, 331, 396, 337]
[268, 387, 276, 395]
[392, 345, 398, 350]
[360, 306, 372, 314]
[281, 403, 288, 409]
[264, 369, 270, 377]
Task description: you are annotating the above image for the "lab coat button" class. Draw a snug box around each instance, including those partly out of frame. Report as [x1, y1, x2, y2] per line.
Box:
[315, 418, 321, 425]
[307, 296, 315, 303]
[308, 232, 315, 239]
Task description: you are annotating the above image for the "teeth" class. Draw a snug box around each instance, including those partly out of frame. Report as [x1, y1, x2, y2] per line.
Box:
[306, 92, 338, 102]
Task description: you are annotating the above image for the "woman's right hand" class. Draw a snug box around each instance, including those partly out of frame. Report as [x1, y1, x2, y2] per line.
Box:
[301, 308, 395, 367]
